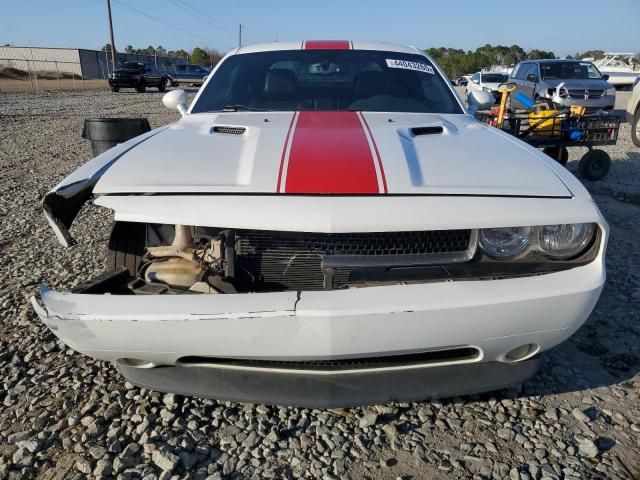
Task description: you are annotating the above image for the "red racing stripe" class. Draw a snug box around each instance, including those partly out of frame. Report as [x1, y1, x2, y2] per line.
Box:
[303, 40, 351, 50]
[276, 112, 299, 192]
[358, 112, 388, 193]
[282, 111, 380, 194]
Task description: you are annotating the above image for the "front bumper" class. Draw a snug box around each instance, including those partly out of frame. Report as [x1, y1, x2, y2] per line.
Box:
[108, 77, 139, 87]
[32, 256, 605, 405]
[550, 94, 616, 110]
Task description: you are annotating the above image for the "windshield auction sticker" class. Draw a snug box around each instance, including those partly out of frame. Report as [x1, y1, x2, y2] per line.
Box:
[386, 59, 434, 74]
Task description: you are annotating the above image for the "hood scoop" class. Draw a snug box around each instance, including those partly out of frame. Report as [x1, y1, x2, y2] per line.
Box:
[411, 126, 444, 136]
[211, 125, 246, 135]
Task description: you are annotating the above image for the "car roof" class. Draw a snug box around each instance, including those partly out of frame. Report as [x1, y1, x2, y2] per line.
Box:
[529, 59, 587, 63]
[235, 41, 422, 55]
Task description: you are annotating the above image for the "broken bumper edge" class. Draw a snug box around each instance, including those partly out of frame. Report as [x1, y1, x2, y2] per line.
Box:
[116, 358, 541, 408]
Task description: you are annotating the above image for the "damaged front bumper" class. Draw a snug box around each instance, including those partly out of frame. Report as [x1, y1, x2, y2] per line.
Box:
[32, 259, 604, 407]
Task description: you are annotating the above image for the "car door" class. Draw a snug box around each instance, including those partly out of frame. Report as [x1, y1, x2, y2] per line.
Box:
[175, 65, 188, 83]
[187, 65, 201, 82]
[520, 63, 539, 100]
[510, 63, 527, 100]
[145, 64, 160, 85]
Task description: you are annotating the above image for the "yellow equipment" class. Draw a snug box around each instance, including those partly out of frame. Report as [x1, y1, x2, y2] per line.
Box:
[496, 83, 516, 127]
[528, 108, 562, 136]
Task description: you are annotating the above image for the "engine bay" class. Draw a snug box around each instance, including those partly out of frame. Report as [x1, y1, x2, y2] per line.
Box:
[70, 222, 599, 296]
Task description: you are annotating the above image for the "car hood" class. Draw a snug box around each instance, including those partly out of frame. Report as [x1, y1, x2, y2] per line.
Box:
[93, 111, 571, 198]
[481, 82, 503, 90]
[543, 78, 612, 89]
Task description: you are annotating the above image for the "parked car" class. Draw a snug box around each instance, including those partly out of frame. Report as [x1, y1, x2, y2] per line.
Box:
[509, 59, 616, 111]
[456, 76, 468, 86]
[109, 62, 166, 93]
[465, 71, 509, 102]
[34, 41, 607, 407]
[165, 64, 210, 87]
[627, 76, 640, 147]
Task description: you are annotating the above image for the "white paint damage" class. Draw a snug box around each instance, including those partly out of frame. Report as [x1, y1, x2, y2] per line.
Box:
[32, 256, 605, 366]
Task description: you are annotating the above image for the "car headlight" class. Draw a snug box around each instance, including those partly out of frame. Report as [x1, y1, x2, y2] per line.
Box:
[479, 227, 531, 258]
[482, 86, 492, 92]
[479, 223, 597, 260]
[537, 223, 595, 259]
[604, 87, 616, 96]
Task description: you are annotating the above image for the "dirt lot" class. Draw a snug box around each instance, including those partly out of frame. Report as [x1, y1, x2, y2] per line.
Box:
[0, 89, 639, 480]
[0, 79, 110, 93]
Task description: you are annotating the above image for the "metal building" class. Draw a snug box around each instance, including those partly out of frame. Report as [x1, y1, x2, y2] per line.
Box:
[0, 45, 188, 79]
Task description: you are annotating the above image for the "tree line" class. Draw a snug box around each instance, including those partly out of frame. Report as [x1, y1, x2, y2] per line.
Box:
[101, 43, 608, 76]
[425, 44, 556, 79]
[102, 44, 223, 68]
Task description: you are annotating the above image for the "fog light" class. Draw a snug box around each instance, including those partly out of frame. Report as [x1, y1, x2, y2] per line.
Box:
[505, 344, 539, 362]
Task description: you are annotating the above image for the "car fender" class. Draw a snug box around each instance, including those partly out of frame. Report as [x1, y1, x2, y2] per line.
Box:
[43, 126, 170, 247]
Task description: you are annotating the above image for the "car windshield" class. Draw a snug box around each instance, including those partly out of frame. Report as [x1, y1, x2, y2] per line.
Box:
[191, 50, 462, 114]
[121, 62, 143, 70]
[541, 62, 602, 80]
[481, 73, 508, 83]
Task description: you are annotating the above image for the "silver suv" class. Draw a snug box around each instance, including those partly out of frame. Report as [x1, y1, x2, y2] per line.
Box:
[509, 59, 615, 110]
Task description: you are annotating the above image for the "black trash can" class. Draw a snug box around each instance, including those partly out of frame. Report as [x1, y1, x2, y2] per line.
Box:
[82, 118, 151, 157]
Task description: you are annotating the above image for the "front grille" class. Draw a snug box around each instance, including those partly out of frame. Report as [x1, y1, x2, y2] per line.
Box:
[178, 347, 481, 371]
[235, 230, 474, 292]
[568, 89, 603, 99]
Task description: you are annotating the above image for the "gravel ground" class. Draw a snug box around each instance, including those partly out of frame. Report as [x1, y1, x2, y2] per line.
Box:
[0, 90, 639, 480]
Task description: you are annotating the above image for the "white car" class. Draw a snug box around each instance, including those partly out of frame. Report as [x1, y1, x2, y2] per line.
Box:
[32, 41, 607, 407]
[466, 71, 510, 102]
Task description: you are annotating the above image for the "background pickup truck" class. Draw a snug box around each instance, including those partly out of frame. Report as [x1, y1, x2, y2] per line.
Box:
[165, 64, 211, 87]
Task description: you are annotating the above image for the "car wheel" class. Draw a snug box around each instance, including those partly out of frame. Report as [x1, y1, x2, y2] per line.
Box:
[106, 221, 147, 276]
[136, 80, 146, 93]
[578, 149, 611, 181]
[110, 86, 119, 93]
[158, 79, 166, 92]
[165, 77, 173, 88]
[542, 146, 569, 165]
[632, 107, 640, 148]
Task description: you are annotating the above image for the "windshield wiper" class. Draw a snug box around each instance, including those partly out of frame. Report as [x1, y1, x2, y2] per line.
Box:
[220, 105, 268, 112]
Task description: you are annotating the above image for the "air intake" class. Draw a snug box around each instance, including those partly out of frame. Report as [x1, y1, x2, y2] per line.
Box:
[411, 126, 443, 136]
[177, 348, 481, 371]
[212, 125, 246, 135]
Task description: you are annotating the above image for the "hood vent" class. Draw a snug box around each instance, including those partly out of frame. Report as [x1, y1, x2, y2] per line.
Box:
[411, 126, 444, 136]
[212, 125, 246, 135]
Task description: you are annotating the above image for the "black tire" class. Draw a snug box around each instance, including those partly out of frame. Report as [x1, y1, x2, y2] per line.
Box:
[632, 107, 640, 148]
[542, 146, 569, 165]
[136, 80, 146, 93]
[165, 77, 174, 88]
[578, 149, 611, 181]
[110, 86, 119, 92]
[106, 221, 147, 276]
[158, 79, 166, 92]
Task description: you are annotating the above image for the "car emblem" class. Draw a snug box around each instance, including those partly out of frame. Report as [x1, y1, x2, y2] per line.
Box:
[584, 90, 589, 100]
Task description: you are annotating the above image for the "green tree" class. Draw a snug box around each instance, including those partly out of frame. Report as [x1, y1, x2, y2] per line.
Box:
[124, 45, 135, 54]
[168, 49, 189, 59]
[190, 47, 209, 66]
[574, 50, 605, 60]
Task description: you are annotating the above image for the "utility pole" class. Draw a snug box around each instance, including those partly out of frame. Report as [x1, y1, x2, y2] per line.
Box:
[106, 0, 117, 72]
[238, 24, 243, 48]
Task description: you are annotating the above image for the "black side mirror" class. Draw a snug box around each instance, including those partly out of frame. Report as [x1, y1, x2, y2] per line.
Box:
[527, 73, 538, 83]
[602, 74, 609, 81]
